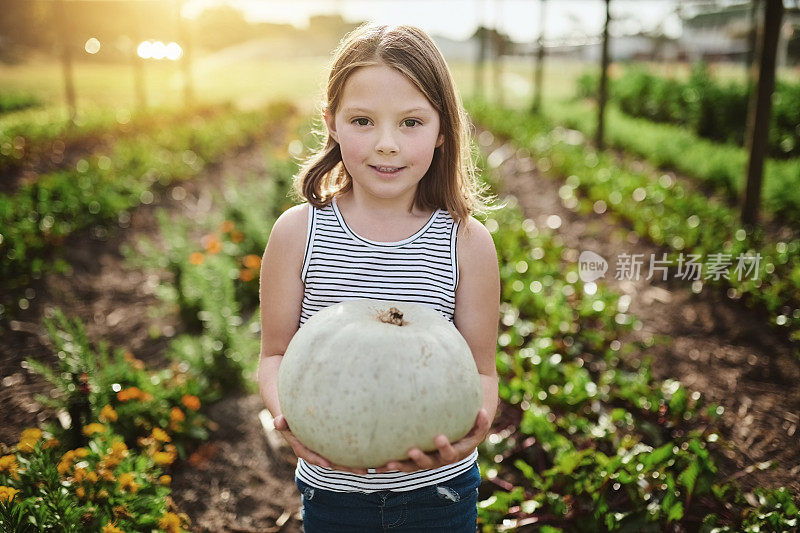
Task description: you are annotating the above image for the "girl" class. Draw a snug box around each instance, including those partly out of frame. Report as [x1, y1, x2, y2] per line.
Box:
[257, 22, 500, 532]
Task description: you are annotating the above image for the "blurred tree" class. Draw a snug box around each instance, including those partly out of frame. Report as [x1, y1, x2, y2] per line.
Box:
[0, 0, 54, 63]
[193, 4, 255, 51]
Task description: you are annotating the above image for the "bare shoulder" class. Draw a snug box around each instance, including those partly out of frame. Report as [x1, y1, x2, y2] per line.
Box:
[456, 216, 498, 267]
[265, 203, 309, 258]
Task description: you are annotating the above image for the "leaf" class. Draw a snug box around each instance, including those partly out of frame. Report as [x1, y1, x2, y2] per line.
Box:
[667, 501, 684, 522]
[678, 460, 701, 497]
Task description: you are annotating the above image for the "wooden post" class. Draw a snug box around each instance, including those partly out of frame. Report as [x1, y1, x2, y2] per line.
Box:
[492, 0, 505, 107]
[474, 0, 487, 101]
[595, 0, 611, 150]
[741, 0, 783, 227]
[131, 6, 147, 110]
[175, 0, 194, 106]
[54, 0, 76, 125]
[531, 0, 547, 113]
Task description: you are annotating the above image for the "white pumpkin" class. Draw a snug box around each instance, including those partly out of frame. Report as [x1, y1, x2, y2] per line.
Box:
[277, 299, 483, 468]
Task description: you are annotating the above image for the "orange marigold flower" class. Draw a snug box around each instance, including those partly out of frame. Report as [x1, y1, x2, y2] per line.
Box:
[0, 486, 20, 502]
[151, 427, 171, 443]
[98, 468, 116, 482]
[82, 423, 106, 437]
[201, 234, 221, 254]
[86, 471, 99, 483]
[100, 404, 118, 423]
[159, 475, 172, 485]
[139, 391, 153, 402]
[43, 438, 60, 449]
[117, 387, 142, 402]
[102, 521, 125, 533]
[239, 269, 255, 282]
[181, 394, 200, 411]
[118, 472, 138, 493]
[189, 252, 205, 265]
[230, 230, 244, 243]
[75, 448, 90, 458]
[170, 407, 185, 423]
[158, 512, 182, 533]
[243, 254, 261, 269]
[219, 220, 235, 233]
[75, 486, 86, 499]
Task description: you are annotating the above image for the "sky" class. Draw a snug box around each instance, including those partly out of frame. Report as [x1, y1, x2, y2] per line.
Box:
[183, 0, 691, 44]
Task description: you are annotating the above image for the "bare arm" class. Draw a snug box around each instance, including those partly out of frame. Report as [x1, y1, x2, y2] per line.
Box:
[257, 204, 369, 472]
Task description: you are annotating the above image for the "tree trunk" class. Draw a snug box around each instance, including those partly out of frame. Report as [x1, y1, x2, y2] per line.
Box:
[741, 0, 784, 227]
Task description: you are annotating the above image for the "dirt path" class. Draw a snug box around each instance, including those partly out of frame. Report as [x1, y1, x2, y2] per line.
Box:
[0, 138, 304, 531]
[480, 130, 800, 496]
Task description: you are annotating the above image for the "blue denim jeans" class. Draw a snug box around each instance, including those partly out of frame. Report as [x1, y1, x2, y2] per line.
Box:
[295, 461, 480, 532]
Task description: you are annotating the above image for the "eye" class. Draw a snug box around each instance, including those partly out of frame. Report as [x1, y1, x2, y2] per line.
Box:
[352, 118, 370, 126]
[403, 119, 421, 127]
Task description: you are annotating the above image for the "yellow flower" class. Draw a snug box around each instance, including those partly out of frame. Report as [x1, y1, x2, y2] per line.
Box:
[239, 268, 256, 282]
[0, 455, 18, 476]
[21, 428, 42, 441]
[181, 394, 200, 411]
[189, 252, 205, 265]
[83, 423, 106, 437]
[158, 512, 182, 533]
[73, 467, 87, 483]
[159, 475, 172, 485]
[75, 448, 89, 458]
[102, 521, 125, 533]
[43, 438, 60, 449]
[0, 486, 20, 502]
[152, 451, 176, 467]
[100, 404, 118, 423]
[98, 468, 116, 482]
[219, 220, 235, 233]
[118, 472, 138, 493]
[151, 427, 171, 443]
[75, 486, 86, 499]
[17, 439, 36, 453]
[86, 471, 99, 483]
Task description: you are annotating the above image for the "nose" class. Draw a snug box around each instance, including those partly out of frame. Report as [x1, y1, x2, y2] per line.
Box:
[374, 125, 399, 155]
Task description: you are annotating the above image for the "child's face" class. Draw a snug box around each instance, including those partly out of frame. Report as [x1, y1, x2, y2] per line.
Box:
[324, 64, 444, 208]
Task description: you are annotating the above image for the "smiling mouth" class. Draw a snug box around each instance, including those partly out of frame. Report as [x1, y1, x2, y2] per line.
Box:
[370, 165, 405, 174]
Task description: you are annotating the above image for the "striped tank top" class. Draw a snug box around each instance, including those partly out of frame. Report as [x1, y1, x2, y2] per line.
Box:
[294, 196, 479, 493]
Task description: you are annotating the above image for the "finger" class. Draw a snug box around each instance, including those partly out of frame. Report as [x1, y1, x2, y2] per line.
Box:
[273, 414, 289, 431]
[434, 435, 458, 463]
[407, 447, 436, 469]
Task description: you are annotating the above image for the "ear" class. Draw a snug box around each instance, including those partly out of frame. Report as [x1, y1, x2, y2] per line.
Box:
[323, 109, 339, 144]
[435, 132, 444, 148]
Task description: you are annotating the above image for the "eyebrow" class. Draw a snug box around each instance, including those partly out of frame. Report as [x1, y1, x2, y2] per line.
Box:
[341, 107, 433, 115]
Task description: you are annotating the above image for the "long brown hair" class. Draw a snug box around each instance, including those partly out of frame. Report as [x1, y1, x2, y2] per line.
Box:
[293, 22, 492, 223]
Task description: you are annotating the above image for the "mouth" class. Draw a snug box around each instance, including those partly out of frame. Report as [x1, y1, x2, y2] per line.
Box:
[370, 165, 406, 176]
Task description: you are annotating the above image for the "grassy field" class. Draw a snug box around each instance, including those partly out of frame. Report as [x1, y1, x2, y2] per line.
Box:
[2, 49, 798, 123]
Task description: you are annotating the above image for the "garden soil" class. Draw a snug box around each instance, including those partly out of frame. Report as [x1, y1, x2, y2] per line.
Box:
[1, 124, 798, 532]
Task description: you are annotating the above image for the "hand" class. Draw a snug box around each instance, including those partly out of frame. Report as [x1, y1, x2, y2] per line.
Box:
[372, 409, 491, 473]
[273, 415, 369, 475]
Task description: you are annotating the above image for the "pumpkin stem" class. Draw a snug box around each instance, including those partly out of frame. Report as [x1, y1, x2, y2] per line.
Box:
[377, 307, 406, 326]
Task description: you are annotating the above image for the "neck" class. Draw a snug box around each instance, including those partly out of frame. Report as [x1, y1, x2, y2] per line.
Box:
[340, 189, 422, 219]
